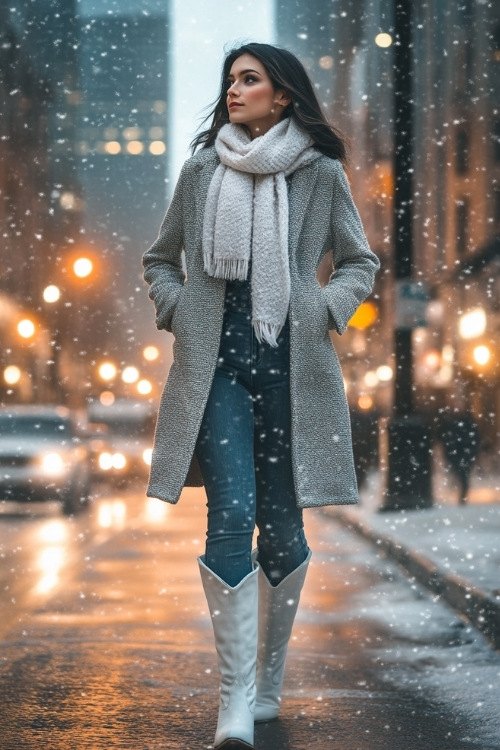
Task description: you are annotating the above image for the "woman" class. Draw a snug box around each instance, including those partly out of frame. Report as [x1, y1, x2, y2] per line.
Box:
[143, 42, 379, 750]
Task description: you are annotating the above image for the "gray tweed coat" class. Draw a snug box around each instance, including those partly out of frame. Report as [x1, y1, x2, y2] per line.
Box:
[143, 146, 379, 507]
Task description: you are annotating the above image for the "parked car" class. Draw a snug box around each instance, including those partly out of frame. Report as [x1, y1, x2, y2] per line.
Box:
[0, 405, 92, 515]
[86, 398, 155, 485]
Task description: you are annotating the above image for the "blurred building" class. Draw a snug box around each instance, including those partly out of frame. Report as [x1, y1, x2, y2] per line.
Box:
[0, 0, 83, 404]
[275, 0, 392, 422]
[76, 7, 171, 397]
[276, 0, 500, 452]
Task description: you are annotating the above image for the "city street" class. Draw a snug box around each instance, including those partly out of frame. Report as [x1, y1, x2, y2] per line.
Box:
[1, 2, 499, 749]
[1, 485, 499, 749]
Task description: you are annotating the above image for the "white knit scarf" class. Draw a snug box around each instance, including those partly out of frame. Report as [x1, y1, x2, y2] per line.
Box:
[202, 118, 321, 346]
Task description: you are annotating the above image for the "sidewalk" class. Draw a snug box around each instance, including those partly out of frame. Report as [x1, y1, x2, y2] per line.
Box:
[328, 468, 500, 651]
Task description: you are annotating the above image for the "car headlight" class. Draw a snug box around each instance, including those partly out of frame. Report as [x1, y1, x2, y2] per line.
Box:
[40, 452, 66, 476]
[98, 452, 127, 471]
[98, 452, 113, 471]
[112, 453, 127, 470]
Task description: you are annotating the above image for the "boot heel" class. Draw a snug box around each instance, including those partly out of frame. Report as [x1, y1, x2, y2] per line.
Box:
[216, 740, 254, 749]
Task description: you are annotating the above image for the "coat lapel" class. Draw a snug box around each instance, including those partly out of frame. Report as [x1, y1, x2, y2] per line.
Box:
[288, 159, 320, 255]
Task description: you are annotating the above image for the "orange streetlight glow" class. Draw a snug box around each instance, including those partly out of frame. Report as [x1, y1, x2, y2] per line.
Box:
[17, 318, 36, 339]
[73, 257, 94, 279]
[43, 285, 61, 303]
[137, 379, 152, 395]
[98, 362, 117, 381]
[122, 366, 139, 384]
[4, 365, 21, 385]
[143, 345, 159, 361]
[473, 345, 491, 367]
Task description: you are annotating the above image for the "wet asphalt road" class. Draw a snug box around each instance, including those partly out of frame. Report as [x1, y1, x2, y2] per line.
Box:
[1, 485, 499, 750]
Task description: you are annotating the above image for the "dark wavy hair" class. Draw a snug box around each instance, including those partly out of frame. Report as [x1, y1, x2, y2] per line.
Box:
[190, 42, 348, 163]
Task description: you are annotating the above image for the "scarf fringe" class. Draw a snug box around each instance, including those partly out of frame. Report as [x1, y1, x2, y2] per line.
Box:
[204, 256, 249, 281]
[253, 320, 281, 348]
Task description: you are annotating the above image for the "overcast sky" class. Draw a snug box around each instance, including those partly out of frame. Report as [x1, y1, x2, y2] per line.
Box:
[170, 0, 275, 178]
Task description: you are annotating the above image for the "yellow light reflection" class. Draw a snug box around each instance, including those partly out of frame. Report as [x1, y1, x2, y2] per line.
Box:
[98, 500, 127, 529]
[145, 496, 168, 523]
[35, 571, 60, 595]
[39, 520, 67, 544]
[34, 546, 66, 595]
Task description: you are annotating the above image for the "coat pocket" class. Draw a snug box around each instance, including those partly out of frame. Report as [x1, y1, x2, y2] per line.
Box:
[151, 284, 182, 332]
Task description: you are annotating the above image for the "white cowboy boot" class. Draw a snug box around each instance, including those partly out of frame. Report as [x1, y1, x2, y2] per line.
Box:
[254, 549, 311, 722]
[198, 556, 258, 749]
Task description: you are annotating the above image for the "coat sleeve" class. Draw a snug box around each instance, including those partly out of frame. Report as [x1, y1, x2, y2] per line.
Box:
[142, 163, 188, 332]
[323, 162, 380, 334]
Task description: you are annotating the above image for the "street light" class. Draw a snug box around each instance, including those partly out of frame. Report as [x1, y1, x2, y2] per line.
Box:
[17, 318, 36, 339]
[143, 345, 159, 362]
[137, 379, 152, 395]
[98, 362, 117, 381]
[458, 308, 487, 339]
[43, 285, 61, 304]
[4, 365, 21, 385]
[473, 345, 491, 367]
[122, 366, 139, 384]
[73, 256, 94, 279]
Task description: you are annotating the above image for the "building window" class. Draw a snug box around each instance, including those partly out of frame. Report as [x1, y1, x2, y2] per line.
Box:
[456, 199, 469, 257]
[456, 129, 469, 174]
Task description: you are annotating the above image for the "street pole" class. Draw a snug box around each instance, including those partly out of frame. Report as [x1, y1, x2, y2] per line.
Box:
[380, 1, 433, 511]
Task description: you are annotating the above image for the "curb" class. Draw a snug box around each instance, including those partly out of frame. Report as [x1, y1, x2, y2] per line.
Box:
[334, 509, 500, 652]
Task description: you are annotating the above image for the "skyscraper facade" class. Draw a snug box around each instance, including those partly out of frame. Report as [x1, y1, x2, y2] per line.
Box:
[76, 9, 170, 367]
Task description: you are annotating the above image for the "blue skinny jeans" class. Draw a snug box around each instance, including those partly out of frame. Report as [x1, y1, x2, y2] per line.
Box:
[195, 279, 309, 587]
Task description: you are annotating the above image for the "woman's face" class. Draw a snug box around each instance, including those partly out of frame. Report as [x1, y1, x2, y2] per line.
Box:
[226, 54, 290, 139]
